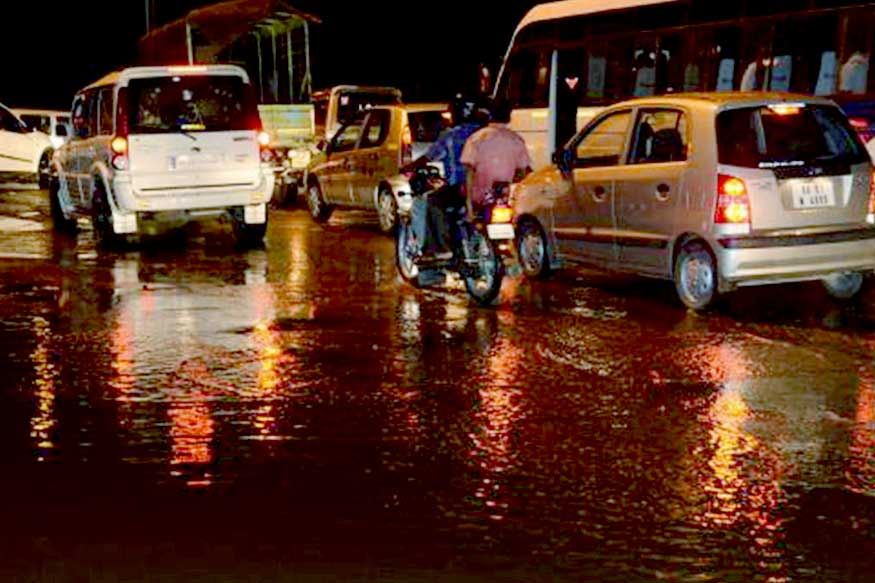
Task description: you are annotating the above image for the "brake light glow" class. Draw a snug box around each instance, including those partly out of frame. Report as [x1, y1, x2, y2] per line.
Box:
[491, 206, 514, 224]
[767, 103, 805, 116]
[868, 171, 875, 223]
[112, 87, 129, 171]
[111, 136, 128, 155]
[715, 175, 750, 225]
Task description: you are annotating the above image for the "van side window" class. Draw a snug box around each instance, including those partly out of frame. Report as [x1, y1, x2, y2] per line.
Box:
[0, 107, 26, 134]
[573, 111, 632, 167]
[71, 96, 88, 139]
[630, 109, 688, 164]
[98, 88, 114, 136]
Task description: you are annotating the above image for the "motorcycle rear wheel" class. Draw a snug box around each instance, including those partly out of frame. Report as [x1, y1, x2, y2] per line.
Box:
[464, 233, 504, 306]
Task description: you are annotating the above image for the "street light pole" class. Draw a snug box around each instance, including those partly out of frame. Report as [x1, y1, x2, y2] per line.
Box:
[145, 0, 154, 33]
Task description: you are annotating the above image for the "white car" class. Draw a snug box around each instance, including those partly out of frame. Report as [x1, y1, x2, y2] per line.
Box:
[51, 65, 274, 246]
[0, 103, 53, 187]
[14, 109, 72, 151]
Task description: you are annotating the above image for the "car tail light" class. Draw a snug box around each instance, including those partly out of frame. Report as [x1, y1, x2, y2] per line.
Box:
[112, 87, 129, 171]
[401, 126, 413, 165]
[258, 130, 273, 163]
[715, 174, 750, 225]
[868, 170, 875, 222]
[490, 205, 514, 224]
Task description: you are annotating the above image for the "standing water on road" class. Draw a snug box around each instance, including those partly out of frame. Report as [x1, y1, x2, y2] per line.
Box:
[0, 189, 874, 581]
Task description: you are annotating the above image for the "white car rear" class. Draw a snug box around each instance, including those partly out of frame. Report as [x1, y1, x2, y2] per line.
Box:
[52, 65, 274, 246]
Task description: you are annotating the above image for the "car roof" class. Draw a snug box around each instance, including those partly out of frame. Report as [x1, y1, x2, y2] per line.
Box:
[82, 65, 250, 92]
[13, 109, 68, 117]
[607, 92, 837, 112]
[403, 103, 447, 113]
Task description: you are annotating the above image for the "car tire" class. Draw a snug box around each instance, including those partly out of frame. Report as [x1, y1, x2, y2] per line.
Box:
[517, 219, 552, 279]
[231, 207, 268, 248]
[37, 151, 52, 190]
[49, 178, 77, 234]
[822, 271, 864, 300]
[91, 180, 127, 249]
[306, 181, 333, 223]
[674, 240, 718, 311]
[377, 187, 397, 234]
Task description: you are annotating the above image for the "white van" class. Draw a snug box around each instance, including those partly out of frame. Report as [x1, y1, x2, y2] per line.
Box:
[51, 65, 274, 246]
[14, 109, 72, 151]
[0, 103, 53, 187]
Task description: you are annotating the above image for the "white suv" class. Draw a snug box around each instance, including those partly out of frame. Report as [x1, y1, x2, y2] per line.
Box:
[0, 103, 53, 187]
[51, 65, 274, 246]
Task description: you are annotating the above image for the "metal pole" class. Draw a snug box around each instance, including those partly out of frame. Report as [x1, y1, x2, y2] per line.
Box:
[145, 0, 151, 33]
[302, 21, 312, 100]
[186, 19, 194, 64]
[255, 32, 264, 103]
[271, 29, 279, 103]
[287, 30, 293, 104]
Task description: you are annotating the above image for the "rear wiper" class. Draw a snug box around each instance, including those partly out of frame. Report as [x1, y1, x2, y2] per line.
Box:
[179, 130, 198, 142]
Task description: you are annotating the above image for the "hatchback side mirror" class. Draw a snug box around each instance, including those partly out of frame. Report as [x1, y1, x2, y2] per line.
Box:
[553, 148, 574, 174]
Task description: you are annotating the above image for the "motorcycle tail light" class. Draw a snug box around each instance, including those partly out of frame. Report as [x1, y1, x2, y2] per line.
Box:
[491, 205, 514, 224]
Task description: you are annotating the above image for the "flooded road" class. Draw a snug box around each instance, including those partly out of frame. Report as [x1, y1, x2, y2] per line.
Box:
[1, 187, 874, 582]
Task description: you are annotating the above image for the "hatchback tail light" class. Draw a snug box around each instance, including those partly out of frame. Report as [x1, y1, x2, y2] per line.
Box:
[111, 87, 129, 171]
[715, 174, 751, 225]
[401, 126, 413, 165]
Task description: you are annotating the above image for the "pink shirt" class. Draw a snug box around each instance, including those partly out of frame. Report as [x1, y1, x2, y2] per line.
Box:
[461, 124, 532, 206]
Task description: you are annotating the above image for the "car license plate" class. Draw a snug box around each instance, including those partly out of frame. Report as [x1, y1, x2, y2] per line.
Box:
[791, 180, 835, 209]
[487, 223, 515, 240]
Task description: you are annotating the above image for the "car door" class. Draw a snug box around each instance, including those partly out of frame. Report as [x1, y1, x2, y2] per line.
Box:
[0, 105, 35, 173]
[350, 108, 394, 208]
[615, 108, 689, 276]
[322, 119, 362, 205]
[554, 110, 633, 266]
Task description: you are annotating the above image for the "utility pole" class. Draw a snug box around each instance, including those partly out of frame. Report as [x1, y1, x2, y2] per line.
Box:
[145, 0, 155, 33]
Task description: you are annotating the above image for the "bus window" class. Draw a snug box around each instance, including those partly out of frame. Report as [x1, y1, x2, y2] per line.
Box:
[632, 39, 658, 97]
[659, 32, 698, 93]
[783, 13, 839, 95]
[507, 48, 550, 108]
[739, 22, 774, 91]
[838, 9, 874, 95]
[698, 26, 741, 92]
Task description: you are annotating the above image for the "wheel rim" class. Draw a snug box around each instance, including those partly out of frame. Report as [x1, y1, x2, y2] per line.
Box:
[679, 250, 714, 306]
[378, 191, 395, 232]
[467, 235, 498, 296]
[396, 224, 419, 279]
[824, 272, 863, 298]
[520, 227, 545, 275]
[308, 186, 322, 218]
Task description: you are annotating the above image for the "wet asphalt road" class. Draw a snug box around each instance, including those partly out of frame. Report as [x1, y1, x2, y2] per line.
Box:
[0, 186, 874, 582]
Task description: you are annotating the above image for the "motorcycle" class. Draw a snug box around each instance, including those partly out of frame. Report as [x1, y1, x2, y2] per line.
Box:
[395, 166, 519, 306]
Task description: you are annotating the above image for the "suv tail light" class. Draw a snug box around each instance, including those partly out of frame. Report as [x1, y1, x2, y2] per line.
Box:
[715, 174, 751, 225]
[111, 87, 129, 171]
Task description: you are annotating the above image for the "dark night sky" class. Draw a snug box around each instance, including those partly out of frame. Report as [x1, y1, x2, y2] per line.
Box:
[2, 1, 540, 110]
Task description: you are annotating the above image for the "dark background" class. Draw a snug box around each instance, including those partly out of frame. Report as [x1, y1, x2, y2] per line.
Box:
[1, 0, 539, 110]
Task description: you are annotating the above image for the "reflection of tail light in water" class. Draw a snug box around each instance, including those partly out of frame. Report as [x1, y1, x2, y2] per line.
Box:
[849, 372, 875, 493]
[170, 401, 214, 470]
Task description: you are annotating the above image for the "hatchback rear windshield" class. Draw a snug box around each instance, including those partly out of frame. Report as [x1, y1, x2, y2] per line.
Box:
[408, 111, 448, 143]
[128, 75, 257, 134]
[717, 104, 869, 168]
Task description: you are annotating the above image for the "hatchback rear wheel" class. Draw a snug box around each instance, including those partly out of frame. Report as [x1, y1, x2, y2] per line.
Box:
[674, 240, 718, 311]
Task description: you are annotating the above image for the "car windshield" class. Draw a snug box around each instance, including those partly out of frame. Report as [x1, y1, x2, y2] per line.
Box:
[408, 111, 447, 143]
[717, 104, 868, 168]
[127, 75, 256, 134]
[336, 92, 400, 126]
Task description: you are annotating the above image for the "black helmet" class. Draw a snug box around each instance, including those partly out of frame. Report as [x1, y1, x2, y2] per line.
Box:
[449, 94, 479, 126]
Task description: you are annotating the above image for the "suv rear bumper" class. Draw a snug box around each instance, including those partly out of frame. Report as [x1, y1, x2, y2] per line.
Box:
[716, 230, 875, 287]
[111, 170, 274, 215]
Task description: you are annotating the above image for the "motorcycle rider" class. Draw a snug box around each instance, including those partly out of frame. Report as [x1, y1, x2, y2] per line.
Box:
[461, 97, 532, 213]
[402, 94, 484, 260]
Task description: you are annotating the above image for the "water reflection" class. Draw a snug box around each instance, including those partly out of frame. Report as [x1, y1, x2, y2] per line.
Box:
[849, 371, 875, 494]
[29, 316, 57, 461]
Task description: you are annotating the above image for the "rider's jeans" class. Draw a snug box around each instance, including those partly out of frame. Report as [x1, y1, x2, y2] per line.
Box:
[411, 197, 428, 253]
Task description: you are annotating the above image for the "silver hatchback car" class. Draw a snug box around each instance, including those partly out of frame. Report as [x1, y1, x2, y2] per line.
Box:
[514, 93, 875, 310]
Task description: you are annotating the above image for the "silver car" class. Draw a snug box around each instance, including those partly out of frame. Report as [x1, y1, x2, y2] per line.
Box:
[514, 93, 875, 310]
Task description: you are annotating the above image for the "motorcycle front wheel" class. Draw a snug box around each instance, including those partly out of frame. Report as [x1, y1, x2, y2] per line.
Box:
[464, 232, 504, 306]
[395, 221, 421, 285]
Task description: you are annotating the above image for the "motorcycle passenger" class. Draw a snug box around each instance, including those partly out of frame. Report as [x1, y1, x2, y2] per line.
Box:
[461, 98, 532, 214]
[402, 95, 484, 260]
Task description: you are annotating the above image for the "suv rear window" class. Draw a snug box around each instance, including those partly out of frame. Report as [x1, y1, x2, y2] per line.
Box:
[717, 104, 869, 169]
[128, 75, 257, 134]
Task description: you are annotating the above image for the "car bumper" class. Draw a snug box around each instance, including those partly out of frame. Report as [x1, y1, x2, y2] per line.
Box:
[112, 170, 274, 213]
[717, 232, 875, 287]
